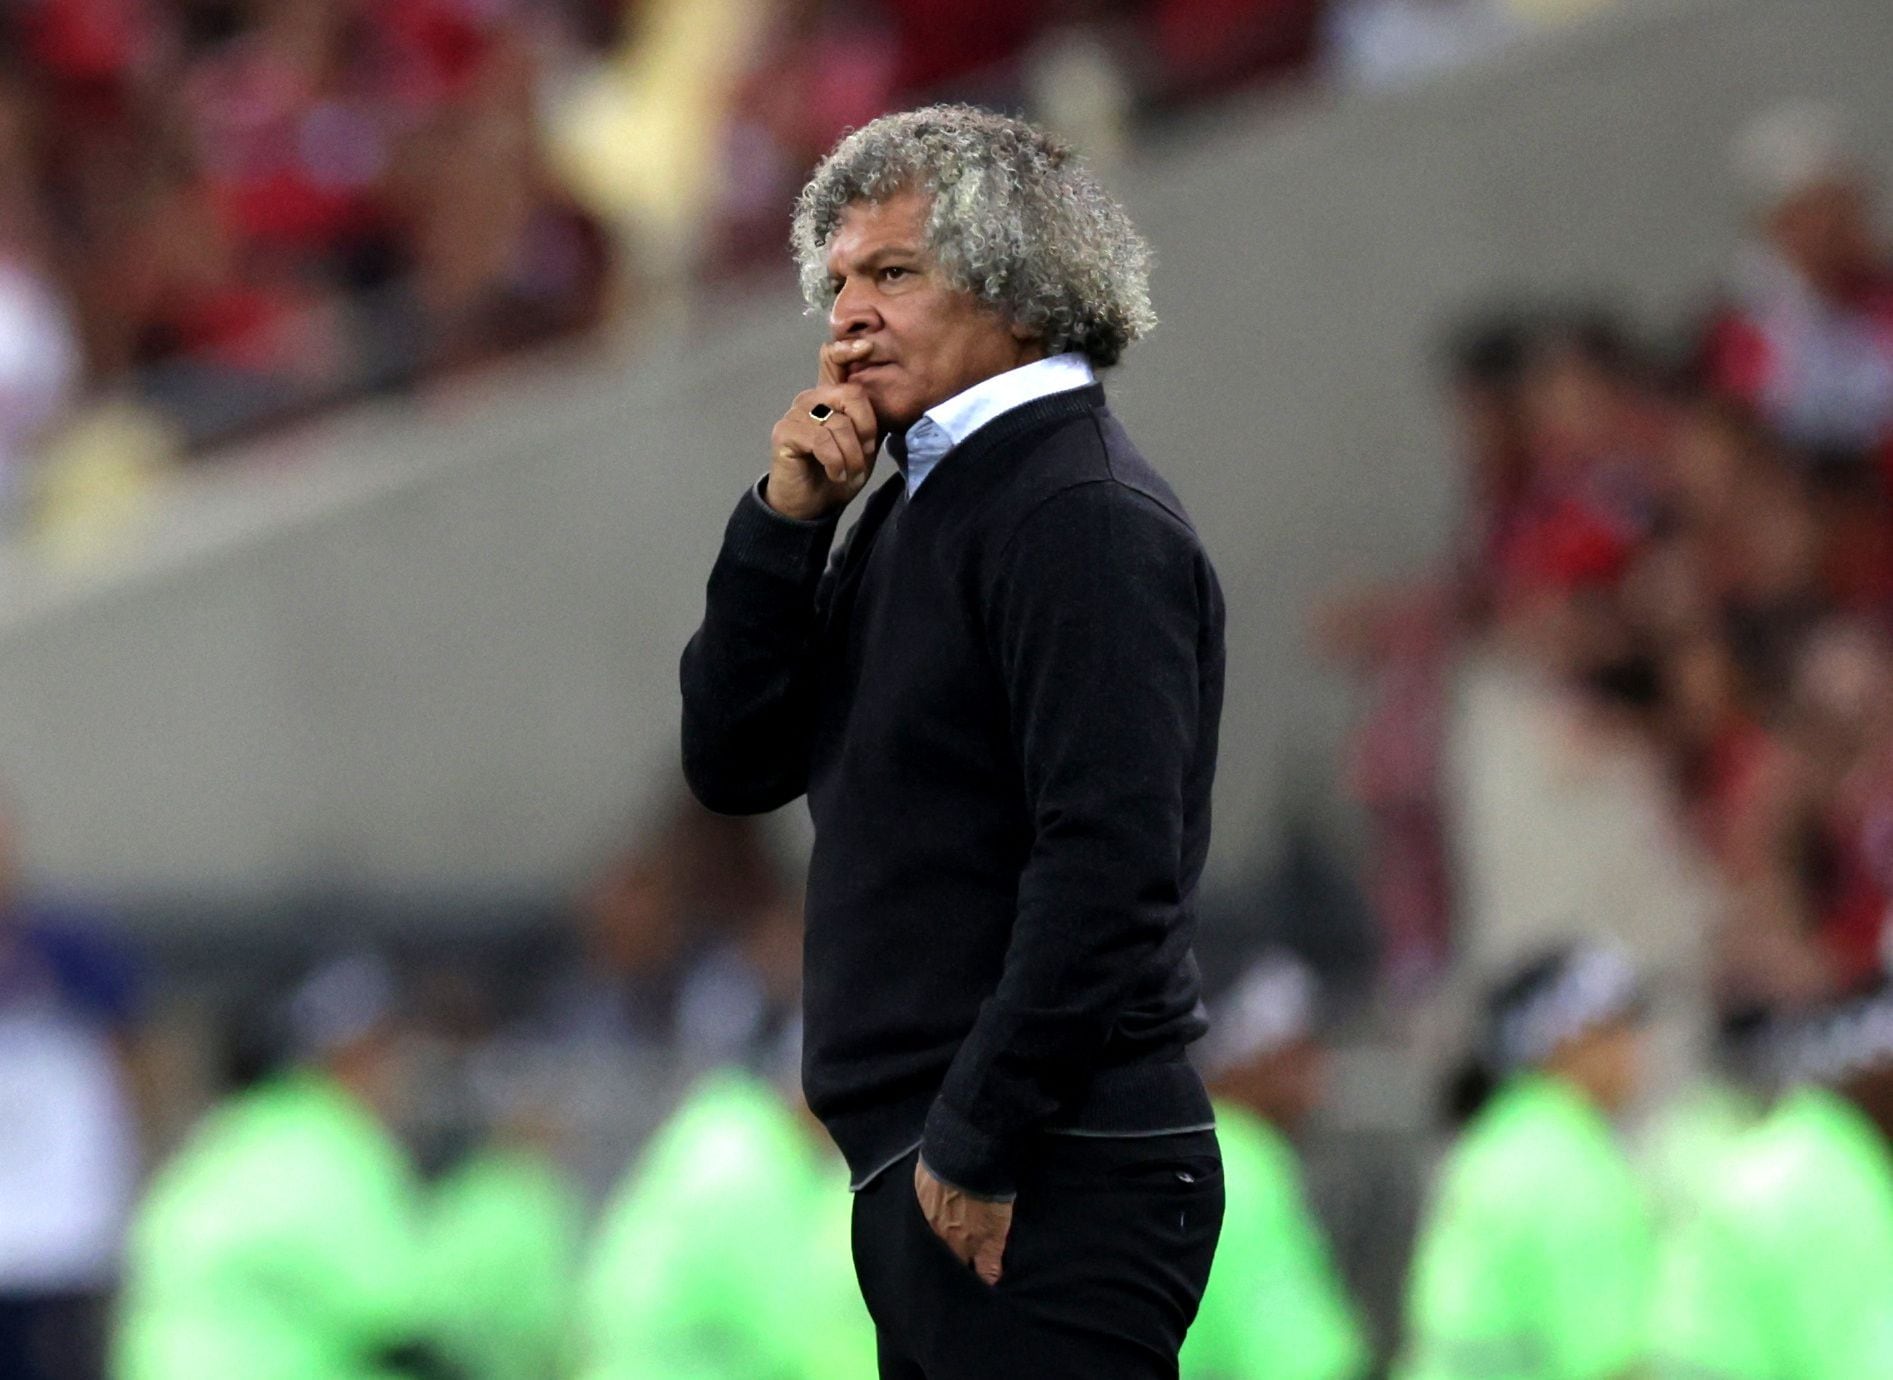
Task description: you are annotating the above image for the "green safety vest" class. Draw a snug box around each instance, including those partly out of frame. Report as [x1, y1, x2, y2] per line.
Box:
[423, 1146, 584, 1380]
[1180, 1101, 1368, 1380]
[1635, 1079, 1763, 1233]
[114, 1074, 429, 1380]
[575, 1070, 875, 1380]
[1652, 1086, 1893, 1380]
[1398, 1075, 1654, 1380]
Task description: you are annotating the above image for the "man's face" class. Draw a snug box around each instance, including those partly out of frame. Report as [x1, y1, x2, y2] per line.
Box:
[824, 189, 1043, 433]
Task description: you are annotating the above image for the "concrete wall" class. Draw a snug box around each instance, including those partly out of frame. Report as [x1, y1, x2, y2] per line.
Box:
[4, 0, 1892, 908]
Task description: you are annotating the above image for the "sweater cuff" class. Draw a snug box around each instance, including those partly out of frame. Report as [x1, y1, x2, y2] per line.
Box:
[721, 479, 839, 584]
[920, 1096, 1017, 1202]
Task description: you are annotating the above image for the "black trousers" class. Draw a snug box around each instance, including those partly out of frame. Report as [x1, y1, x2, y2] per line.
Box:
[851, 1130, 1223, 1379]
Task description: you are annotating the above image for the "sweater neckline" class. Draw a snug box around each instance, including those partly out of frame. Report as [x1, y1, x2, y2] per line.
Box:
[893, 384, 1105, 508]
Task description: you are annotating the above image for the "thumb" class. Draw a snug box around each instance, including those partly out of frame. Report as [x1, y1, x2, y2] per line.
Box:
[974, 1237, 1004, 1286]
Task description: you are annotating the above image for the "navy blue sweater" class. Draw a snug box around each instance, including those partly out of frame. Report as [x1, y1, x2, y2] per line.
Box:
[680, 384, 1224, 1197]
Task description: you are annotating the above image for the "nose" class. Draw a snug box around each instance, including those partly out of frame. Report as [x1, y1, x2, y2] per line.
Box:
[829, 276, 880, 340]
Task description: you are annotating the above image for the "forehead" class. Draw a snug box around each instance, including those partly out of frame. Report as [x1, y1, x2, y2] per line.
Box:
[824, 189, 933, 273]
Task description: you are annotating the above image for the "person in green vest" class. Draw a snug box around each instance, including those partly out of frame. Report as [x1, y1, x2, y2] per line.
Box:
[1182, 951, 1370, 1380]
[423, 1134, 583, 1380]
[1635, 1006, 1774, 1234]
[114, 954, 452, 1380]
[1398, 942, 1655, 1380]
[574, 1028, 874, 1380]
[1652, 978, 1893, 1379]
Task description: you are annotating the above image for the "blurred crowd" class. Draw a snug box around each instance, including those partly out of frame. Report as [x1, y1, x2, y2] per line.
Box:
[0, 0, 1629, 544]
[0, 786, 824, 1378]
[0, 768, 1388, 1379]
[10, 773, 1890, 1377]
[1323, 101, 1893, 1011]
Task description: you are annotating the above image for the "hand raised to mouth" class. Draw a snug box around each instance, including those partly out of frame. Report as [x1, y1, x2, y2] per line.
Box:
[763, 339, 882, 522]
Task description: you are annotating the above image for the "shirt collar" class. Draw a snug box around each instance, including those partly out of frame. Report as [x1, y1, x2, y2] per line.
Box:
[900, 353, 1096, 494]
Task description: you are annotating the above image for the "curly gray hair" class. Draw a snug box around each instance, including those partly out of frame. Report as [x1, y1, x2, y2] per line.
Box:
[791, 106, 1155, 367]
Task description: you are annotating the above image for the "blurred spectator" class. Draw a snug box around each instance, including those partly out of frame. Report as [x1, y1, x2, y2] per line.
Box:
[1652, 979, 1893, 1377]
[399, 959, 584, 1380]
[0, 797, 142, 1380]
[1141, 0, 1327, 108]
[1494, 314, 1666, 623]
[1636, 1004, 1774, 1233]
[7, 0, 1630, 475]
[1310, 311, 1538, 986]
[0, 0, 614, 461]
[0, 82, 83, 526]
[1703, 102, 1893, 474]
[508, 797, 795, 1199]
[1440, 311, 1536, 619]
[548, 0, 783, 285]
[512, 839, 691, 1202]
[574, 1049, 874, 1380]
[673, 889, 803, 1075]
[1399, 943, 1655, 1380]
[1720, 621, 1893, 1001]
[113, 953, 446, 1380]
[1323, 0, 1524, 91]
[424, 1139, 583, 1380]
[1183, 953, 1369, 1380]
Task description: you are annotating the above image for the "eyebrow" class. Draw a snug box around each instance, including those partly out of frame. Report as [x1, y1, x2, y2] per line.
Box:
[828, 243, 925, 278]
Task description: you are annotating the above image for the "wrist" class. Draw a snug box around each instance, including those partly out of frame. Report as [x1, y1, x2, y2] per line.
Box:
[921, 1096, 1017, 1202]
[754, 476, 838, 526]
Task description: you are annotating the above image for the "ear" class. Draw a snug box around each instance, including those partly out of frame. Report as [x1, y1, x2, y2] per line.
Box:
[1008, 320, 1042, 344]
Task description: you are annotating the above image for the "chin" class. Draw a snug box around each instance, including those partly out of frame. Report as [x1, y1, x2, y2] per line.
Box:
[875, 398, 926, 434]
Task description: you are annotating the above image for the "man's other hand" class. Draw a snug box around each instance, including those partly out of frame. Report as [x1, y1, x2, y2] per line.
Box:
[915, 1158, 1013, 1286]
[765, 340, 880, 521]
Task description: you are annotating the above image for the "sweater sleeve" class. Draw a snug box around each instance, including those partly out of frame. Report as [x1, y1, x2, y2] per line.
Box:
[679, 482, 842, 816]
[920, 481, 1213, 1198]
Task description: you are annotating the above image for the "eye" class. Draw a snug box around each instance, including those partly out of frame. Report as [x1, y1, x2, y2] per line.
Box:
[879, 265, 911, 284]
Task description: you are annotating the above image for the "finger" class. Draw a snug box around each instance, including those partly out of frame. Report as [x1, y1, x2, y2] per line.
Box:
[824, 416, 867, 480]
[806, 424, 850, 485]
[974, 1237, 1004, 1286]
[819, 339, 870, 387]
[830, 388, 879, 454]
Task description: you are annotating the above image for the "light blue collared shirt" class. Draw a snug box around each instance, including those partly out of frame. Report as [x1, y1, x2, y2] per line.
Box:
[900, 353, 1096, 494]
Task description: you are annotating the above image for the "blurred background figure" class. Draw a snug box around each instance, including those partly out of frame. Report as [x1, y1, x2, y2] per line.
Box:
[1323, 0, 1524, 92]
[1184, 952, 1369, 1380]
[1704, 102, 1893, 472]
[422, 1118, 583, 1380]
[0, 795, 141, 1380]
[513, 794, 795, 1202]
[1653, 978, 1893, 1379]
[1399, 944, 1655, 1380]
[574, 1024, 874, 1380]
[113, 953, 450, 1380]
[408, 967, 585, 1380]
[0, 80, 82, 531]
[1634, 1003, 1777, 1234]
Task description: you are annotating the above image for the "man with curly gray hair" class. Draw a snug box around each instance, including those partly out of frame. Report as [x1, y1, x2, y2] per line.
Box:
[681, 105, 1226, 1377]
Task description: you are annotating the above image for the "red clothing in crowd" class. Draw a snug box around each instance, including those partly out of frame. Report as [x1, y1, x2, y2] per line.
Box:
[879, 0, 1049, 94]
[1817, 760, 1893, 984]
